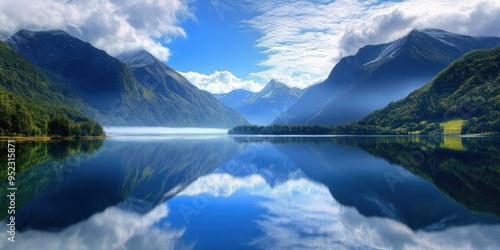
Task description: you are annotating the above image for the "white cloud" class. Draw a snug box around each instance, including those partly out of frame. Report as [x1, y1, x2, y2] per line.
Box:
[2, 0, 499, 92]
[180, 70, 263, 94]
[243, 0, 500, 88]
[0, 0, 193, 61]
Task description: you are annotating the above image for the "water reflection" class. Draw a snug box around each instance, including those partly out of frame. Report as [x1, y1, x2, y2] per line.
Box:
[0, 140, 104, 221]
[0, 137, 242, 231]
[1, 135, 499, 249]
[164, 173, 500, 250]
[234, 136, 500, 231]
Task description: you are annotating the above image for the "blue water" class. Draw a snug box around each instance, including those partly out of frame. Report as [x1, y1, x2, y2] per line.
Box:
[1, 135, 499, 249]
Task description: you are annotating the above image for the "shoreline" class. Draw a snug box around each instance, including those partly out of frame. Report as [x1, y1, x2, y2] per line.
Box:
[0, 136, 110, 141]
[227, 133, 498, 137]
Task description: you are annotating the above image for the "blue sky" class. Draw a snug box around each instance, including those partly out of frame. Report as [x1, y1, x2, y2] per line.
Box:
[167, 0, 266, 77]
[1, 0, 500, 93]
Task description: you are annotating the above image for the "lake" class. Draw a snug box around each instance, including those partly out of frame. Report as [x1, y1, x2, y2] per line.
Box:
[1, 131, 499, 249]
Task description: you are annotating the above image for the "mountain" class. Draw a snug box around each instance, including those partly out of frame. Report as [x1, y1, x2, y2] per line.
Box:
[274, 29, 500, 125]
[0, 41, 104, 137]
[116, 50, 248, 127]
[214, 89, 254, 110]
[217, 80, 304, 125]
[5, 30, 248, 127]
[352, 46, 500, 135]
[5, 30, 141, 116]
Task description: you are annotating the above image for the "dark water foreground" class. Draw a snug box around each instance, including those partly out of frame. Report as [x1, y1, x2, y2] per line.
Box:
[1, 135, 499, 249]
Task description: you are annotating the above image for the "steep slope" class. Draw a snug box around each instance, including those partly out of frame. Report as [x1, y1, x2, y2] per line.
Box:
[4, 30, 152, 125]
[116, 50, 248, 127]
[218, 80, 304, 125]
[5, 30, 143, 113]
[5, 30, 248, 127]
[0, 41, 103, 136]
[354, 46, 500, 135]
[274, 29, 500, 125]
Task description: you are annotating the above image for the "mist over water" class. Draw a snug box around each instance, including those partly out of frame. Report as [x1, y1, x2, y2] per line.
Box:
[104, 127, 229, 136]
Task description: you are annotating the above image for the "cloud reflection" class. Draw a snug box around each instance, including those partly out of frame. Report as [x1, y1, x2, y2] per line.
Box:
[175, 173, 500, 250]
[3, 173, 499, 250]
[251, 179, 500, 250]
[0, 204, 190, 250]
[178, 173, 268, 198]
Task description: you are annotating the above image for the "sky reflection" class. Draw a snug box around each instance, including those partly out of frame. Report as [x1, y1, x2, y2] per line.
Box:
[0, 204, 190, 250]
[2, 172, 499, 250]
[169, 173, 500, 250]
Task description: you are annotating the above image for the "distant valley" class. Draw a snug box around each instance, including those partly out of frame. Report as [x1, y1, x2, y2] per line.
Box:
[215, 80, 304, 125]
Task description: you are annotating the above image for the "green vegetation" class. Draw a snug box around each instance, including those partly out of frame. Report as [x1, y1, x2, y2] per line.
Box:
[440, 119, 466, 134]
[0, 41, 105, 137]
[228, 124, 333, 135]
[230, 47, 500, 135]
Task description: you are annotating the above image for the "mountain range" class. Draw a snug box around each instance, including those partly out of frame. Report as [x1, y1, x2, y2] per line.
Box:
[230, 46, 500, 135]
[3, 28, 500, 135]
[216, 80, 304, 125]
[273, 29, 500, 126]
[3, 30, 248, 128]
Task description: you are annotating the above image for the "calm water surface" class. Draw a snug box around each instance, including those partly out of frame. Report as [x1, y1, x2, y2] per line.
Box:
[1, 133, 499, 249]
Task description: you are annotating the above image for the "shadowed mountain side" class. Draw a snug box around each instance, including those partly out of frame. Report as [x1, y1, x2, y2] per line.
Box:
[117, 50, 249, 127]
[5, 30, 248, 127]
[274, 29, 500, 125]
[354, 46, 500, 135]
[5, 30, 138, 116]
[0, 41, 104, 136]
[232, 47, 500, 135]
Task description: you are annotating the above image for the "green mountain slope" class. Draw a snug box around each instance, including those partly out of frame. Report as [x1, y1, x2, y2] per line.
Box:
[0, 41, 104, 136]
[355, 46, 500, 135]
[6, 30, 248, 127]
